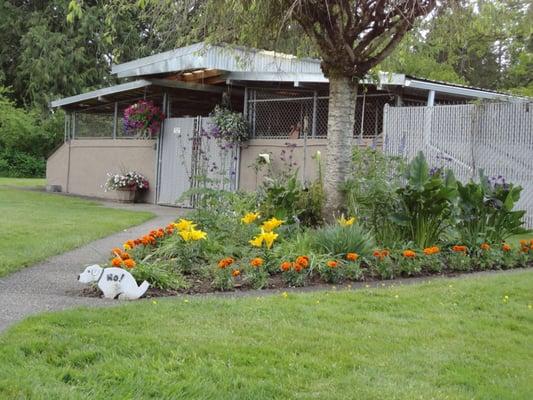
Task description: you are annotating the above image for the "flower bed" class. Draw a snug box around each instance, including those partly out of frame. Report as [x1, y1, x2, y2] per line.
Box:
[89, 149, 532, 296]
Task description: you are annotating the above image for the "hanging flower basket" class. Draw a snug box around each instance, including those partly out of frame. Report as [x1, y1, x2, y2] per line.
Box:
[123, 100, 165, 138]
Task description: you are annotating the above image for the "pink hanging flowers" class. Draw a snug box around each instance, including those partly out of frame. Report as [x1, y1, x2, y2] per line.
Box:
[123, 100, 165, 137]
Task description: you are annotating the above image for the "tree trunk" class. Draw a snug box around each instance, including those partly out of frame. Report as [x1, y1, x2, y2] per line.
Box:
[323, 76, 357, 217]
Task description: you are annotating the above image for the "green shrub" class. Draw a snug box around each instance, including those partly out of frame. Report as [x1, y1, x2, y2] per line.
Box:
[343, 147, 406, 246]
[0, 87, 63, 177]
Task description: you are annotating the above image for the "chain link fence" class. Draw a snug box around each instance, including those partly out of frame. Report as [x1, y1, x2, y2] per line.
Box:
[246, 88, 396, 139]
[67, 95, 164, 139]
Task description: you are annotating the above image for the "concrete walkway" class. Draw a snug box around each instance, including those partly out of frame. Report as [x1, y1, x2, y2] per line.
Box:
[0, 201, 182, 333]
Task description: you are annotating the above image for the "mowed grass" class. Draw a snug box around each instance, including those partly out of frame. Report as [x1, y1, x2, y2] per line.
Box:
[0, 177, 46, 187]
[1, 271, 531, 399]
[0, 187, 154, 276]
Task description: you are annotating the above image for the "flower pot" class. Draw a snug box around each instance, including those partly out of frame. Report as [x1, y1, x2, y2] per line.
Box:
[115, 189, 136, 203]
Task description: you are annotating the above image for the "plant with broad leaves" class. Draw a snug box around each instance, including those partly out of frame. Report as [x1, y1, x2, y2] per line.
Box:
[391, 152, 457, 248]
[455, 171, 527, 245]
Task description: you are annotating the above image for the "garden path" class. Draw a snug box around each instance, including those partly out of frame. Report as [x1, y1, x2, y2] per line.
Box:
[0, 202, 181, 333]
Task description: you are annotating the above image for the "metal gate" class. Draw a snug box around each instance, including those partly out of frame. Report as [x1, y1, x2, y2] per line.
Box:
[157, 117, 239, 206]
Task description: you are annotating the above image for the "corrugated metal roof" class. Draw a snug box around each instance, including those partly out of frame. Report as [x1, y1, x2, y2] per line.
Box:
[51, 43, 526, 108]
[112, 42, 322, 78]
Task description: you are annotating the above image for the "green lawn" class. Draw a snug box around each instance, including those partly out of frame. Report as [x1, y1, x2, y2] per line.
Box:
[1, 271, 531, 399]
[0, 177, 46, 187]
[0, 186, 154, 276]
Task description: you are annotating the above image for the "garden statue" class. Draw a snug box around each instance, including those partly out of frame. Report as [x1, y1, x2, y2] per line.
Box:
[78, 264, 149, 300]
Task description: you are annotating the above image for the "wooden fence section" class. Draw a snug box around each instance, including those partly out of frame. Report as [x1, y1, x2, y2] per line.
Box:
[383, 102, 533, 228]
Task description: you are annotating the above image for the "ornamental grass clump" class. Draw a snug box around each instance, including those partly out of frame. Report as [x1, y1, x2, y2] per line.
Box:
[310, 223, 374, 258]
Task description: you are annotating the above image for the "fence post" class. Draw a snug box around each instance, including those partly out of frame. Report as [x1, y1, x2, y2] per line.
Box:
[312, 90, 317, 138]
[112, 102, 118, 139]
[382, 104, 389, 151]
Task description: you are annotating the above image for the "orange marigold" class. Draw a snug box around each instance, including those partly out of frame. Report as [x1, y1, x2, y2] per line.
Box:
[294, 263, 303, 272]
[218, 257, 234, 269]
[280, 261, 292, 272]
[327, 260, 338, 268]
[480, 243, 491, 251]
[111, 257, 122, 267]
[120, 252, 130, 260]
[452, 245, 468, 253]
[295, 256, 309, 268]
[373, 249, 390, 260]
[502, 243, 512, 252]
[231, 269, 241, 277]
[112, 247, 123, 256]
[402, 249, 416, 258]
[123, 259, 136, 269]
[346, 252, 359, 262]
[250, 257, 264, 267]
[423, 246, 440, 255]
[134, 239, 142, 245]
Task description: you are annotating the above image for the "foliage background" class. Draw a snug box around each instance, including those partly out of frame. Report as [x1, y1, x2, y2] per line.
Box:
[0, 0, 531, 177]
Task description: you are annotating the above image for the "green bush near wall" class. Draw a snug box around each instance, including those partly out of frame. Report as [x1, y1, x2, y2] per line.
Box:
[0, 87, 63, 177]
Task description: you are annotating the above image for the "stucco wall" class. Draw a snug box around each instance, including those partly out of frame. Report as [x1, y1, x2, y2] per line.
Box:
[46, 139, 157, 202]
[238, 138, 380, 191]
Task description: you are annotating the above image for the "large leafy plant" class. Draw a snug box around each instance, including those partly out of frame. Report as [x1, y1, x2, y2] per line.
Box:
[392, 152, 457, 248]
[456, 172, 527, 245]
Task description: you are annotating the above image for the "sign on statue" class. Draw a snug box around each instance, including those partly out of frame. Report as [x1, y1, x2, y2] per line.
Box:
[78, 264, 149, 300]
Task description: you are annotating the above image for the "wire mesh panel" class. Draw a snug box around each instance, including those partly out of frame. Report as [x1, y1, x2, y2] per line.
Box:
[247, 88, 394, 139]
[383, 102, 533, 228]
[353, 95, 394, 138]
[73, 108, 114, 138]
[247, 89, 316, 139]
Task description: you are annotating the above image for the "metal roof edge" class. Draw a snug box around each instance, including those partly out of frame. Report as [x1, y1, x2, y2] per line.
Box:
[405, 77, 523, 101]
[50, 80, 153, 108]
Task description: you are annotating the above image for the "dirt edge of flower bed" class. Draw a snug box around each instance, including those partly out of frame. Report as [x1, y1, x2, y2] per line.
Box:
[78, 264, 533, 299]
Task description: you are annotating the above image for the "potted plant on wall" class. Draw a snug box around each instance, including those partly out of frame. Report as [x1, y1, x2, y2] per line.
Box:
[105, 171, 149, 203]
[123, 100, 165, 138]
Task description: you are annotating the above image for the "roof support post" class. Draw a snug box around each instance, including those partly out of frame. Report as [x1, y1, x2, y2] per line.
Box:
[112, 102, 118, 139]
[427, 90, 436, 107]
[72, 112, 76, 139]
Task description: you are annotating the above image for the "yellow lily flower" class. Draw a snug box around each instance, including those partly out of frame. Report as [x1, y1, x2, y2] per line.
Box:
[260, 229, 278, 249]
[249, 236, 264, 247]
[189, 229, 207, 241]
[173, 219, 196, 232]
[179, 230, 192, 241]
[261, 217, 284, 232]
[337, 215, 356, 226]
[241, 212, 261, 224]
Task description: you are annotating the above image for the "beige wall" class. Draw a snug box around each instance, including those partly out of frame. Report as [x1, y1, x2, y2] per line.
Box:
[46, 139, 157, 202]
[47, 137, 381, 203]
[238, 138, 380, 191]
